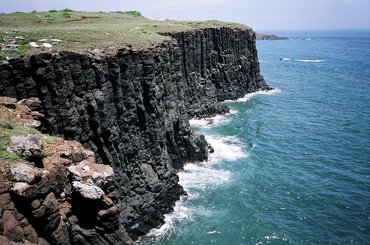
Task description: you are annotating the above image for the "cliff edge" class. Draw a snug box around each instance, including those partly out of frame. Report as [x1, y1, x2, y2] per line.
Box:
[0, 24, 270, 244]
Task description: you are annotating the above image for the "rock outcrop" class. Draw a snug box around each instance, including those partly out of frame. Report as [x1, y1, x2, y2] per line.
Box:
[0, 97, 130, 245]
[256, 33, 289, 40]
[0, 27, 270, 244]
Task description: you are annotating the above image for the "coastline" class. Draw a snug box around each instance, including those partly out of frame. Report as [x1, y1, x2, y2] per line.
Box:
[136, 88, 279, 244]
[0, 25, 270, 244]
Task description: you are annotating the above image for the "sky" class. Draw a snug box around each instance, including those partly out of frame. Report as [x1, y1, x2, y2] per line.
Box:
[0, 0, 369, 30]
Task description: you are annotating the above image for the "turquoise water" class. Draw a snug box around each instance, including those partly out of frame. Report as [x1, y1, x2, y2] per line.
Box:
[139, 30, 370, 245]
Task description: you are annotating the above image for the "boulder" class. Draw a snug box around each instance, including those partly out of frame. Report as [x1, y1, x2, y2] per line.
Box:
[10, 162, 40, 183]
[23, 119, 42, 128]
[18, 97, 43, 112]
[72, 181, 104, 200]
[7, 134, 43, 160]
[12, 182, 30, 195]
[68, 160, 114, 188]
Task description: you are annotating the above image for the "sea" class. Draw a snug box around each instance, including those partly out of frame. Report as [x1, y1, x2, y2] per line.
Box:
[137, 30, 370, 245]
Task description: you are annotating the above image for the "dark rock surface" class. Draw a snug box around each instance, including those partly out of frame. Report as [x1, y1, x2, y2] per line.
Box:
[0, 27, 270, 244]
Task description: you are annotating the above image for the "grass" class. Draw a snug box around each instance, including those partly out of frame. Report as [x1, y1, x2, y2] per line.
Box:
[0, 107, 62, 162]
[0, 116, 37, 162]
[0, 10, 248, 58]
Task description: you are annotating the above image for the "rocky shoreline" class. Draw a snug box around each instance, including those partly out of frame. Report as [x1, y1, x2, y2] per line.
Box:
[0, 27, 270, 244]
[256, 33, 289, 40]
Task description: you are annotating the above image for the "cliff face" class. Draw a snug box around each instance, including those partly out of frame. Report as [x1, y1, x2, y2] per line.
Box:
[166, 27, 267, 117]
[0, 27, 269, 244]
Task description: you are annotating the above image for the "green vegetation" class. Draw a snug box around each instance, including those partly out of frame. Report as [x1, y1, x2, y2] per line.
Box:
[0, 10, 248, 58]
[0, 109, 62, 162]
[122, 11, 142, 17]
[0, 117, 38, 162]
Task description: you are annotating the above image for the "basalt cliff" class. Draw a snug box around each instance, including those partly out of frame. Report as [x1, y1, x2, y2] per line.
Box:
[0, 27, 269, 244]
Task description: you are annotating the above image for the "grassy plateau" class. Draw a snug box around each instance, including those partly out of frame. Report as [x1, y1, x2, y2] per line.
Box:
[0, 9, 247, 59]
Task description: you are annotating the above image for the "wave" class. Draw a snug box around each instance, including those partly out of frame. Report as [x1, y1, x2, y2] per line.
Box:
[230, 88, 281, 102]
[206, 135, 248, 163]
[136, 194, 198, 244]
[140, 158, 233, 241]
[280, 57, 290, 61]
[189, 109, 238, 128]
[179, 163, 232, 191]
[138, 93, 260, 243]
[190, 89, 280, 128]
[137, 133, 248, 243]
[297, 59, 324, 63]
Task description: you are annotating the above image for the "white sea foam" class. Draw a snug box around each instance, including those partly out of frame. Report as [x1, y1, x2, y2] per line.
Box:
[137, 196, 193, 244]
[264, 234, 288, 241]
[227, 88, 281, 102]
[297, 59, 324, 63]
[190, 89, 279, 127]
[137, 95, 255, 243]
[280, 57, 290, 61]
[179, 163, 232, 190]
[178, 134, 247, 189]
[206, 135, 248, 163]
[137, 133, 247, 243]
[139, 164, 224, 242]
[189, 109, 238, 128]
